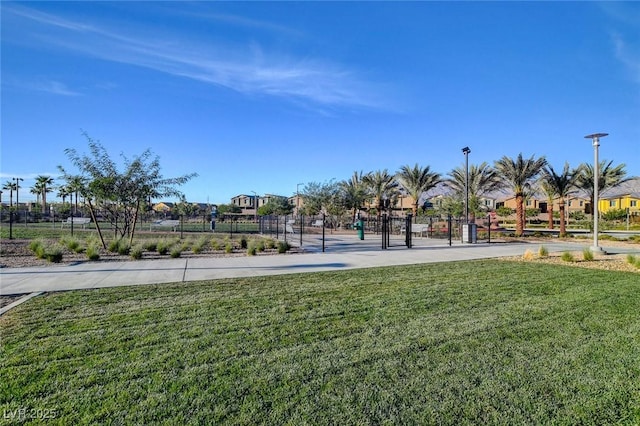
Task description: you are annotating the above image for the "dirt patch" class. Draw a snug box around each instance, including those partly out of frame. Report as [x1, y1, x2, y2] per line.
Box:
[1, 294, 27, 309]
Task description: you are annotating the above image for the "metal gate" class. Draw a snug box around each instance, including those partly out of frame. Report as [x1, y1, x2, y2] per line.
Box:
[382, 213, 412, 249]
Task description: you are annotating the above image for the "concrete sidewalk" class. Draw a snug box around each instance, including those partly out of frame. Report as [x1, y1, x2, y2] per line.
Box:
[0, 239, 601, 296]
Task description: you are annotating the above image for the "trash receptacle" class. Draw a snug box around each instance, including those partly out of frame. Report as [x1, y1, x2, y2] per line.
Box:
[462, 223, 477, 243]
[355, 220, 364, 240]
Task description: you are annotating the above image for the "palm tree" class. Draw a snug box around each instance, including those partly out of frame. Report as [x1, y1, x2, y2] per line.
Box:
[576, 160, 628, 218]
[35, 175, 54, 215]
[539, 180, 556, 230]
[57, 185, 70, 206]
[445, 162, 502, 222]
[540, 162, 582, 236]
[66, 175, 87, 216]
[30, 184, 43, 207]
[363, 169, 399, 218]
[339, 170, 371, 223]
[2, 181, 17, 207]
[396, 164, 441, 221]
[494, 153, 547, 236]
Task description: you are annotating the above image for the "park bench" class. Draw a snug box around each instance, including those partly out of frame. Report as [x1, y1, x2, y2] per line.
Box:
[401, 223, 431, 237]
[151, 219, 181, 232]
[62, 217, 91, 228]
[285, 219, 296, 234]
[311, 219, 324, 227]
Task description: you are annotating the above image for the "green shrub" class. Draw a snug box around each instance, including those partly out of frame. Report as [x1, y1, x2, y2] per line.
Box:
[277, 241, 291, 254]
[43, 243, 63, 263]
[211, 239, 222, 251]
[130, 245, 144, 260]
[63, 237, 83, 253]
[264, 239, 276, 250]
[247, 243, 257, 256]
[157, 239, 171, 255]
[249, 239, 266, 253]
[582, 248, 594, 261]
[107, 239, 121, 253]
[225, 243, 233, 254]
[143, 241, 158, 252]
[117, 244, 131, 256]
[85, 244, 100, 261]
[29, 239, 45, 259]
[561, 252, 574, 262]
[192, 236, 209, 254]
[170, 247, 182, 258]
[538, 245, 548, 258]
[626, 254, 637, 265]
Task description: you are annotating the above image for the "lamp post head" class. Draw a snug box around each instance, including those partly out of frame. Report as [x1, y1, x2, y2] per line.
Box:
[462, 147, 471, 155]
[584, 133, 608, 147]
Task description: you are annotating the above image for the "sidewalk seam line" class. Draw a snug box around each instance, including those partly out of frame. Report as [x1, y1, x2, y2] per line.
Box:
[182, 259, 188, 282]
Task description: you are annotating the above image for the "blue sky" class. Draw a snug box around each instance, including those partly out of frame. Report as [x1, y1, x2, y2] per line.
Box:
[2, 1, 639, 205]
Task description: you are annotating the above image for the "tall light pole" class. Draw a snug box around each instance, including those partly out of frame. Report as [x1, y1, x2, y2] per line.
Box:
[296, 183, 304, 246]
[584, 133, 608, 252]
[14, 177, 23, 223]
[462, 147, 471, 224]
[296, 183, 304, 215]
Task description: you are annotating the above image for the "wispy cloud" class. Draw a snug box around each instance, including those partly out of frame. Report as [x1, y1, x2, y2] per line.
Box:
[179, 10, 304, 38]
[4, 4, 385, 110]
[4, 77, 82, 97]
[611, 33, 640, 84]
[600, 3, 640, 85]
[37, 81, 82, 96]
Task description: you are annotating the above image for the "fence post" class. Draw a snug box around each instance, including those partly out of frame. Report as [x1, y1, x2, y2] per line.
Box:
[381, 213, 387, 250]
[322, 213, 326, 252]
[448, 214, 452, 246]
[9, 210, 14, 240]
[405, 214, 412, 248]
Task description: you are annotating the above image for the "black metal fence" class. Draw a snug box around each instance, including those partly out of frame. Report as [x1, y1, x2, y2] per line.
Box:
[2, 207, 497, 247]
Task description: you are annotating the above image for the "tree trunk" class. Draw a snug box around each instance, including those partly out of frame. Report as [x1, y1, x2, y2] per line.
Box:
[559, 200, 567, 236]
[547, 203, 554, 230]
[515, 194, 524, 236]
[129, 200, 140, 247]
[86, 198, 107, 249]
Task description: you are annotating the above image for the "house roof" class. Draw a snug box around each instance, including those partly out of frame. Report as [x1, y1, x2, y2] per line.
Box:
[600, 177, 640, 200]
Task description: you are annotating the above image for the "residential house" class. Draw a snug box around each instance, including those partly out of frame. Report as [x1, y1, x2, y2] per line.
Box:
[599, 177, 640, 222]
[230, 193, 289, 216]
[152, 202, 174, 214]
[231, 194, 258, 215]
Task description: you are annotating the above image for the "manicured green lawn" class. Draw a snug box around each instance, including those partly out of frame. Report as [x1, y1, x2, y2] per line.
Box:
[2, 260, 639, 425]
